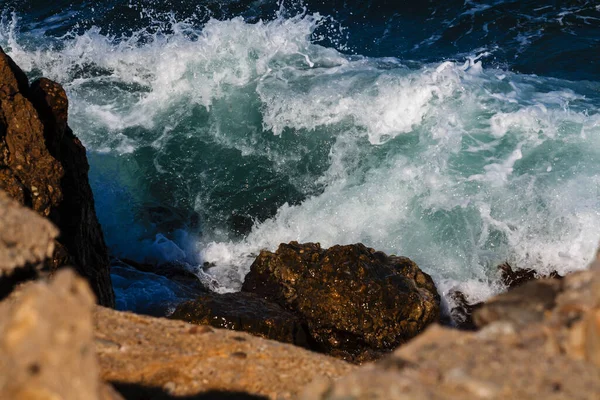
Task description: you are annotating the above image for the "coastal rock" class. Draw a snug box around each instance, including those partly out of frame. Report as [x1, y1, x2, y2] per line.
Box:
[301, 261, 600, 400]
[0, 47, 114, 307]
[95, 306, 355, 400]
[450, 263, 563, 329]
[473, 278, 563, 329]
[241, 242, 440, 362]
[0, 190, 58, 280]
[171, 291, 309, 347]
[0, 270, 102, 400]
[448, 290, 481, 330]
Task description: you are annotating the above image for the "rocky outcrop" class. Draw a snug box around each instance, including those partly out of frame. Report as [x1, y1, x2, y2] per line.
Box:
[0, 190, 58, 276]
[0, 47, 114, 307]
[171, 291, 310, 347]
[0, 257, 353, 400]
[240, 242, 440, 362]
[95, 306, 355, 400]
[301, 257, 600, 399]
[0, 269, 122, 400]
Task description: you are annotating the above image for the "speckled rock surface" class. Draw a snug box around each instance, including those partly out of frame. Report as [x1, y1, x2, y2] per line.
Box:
[301, 257, 600, 400]
[0, 190, 58, 276]
[242, 242, 440, 362]
[0, 270, 102, 400]
[95, 306, 355, 399]
[171, 291, 310, 348]
[0, 47, 114, 307]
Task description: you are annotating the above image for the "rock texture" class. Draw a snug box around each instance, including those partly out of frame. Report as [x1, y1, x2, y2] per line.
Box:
[302, 259, 600, 399]
[241, 242, 440, 362]
[95, 306, 355, 400]
[171, 291, 310, 348]
[0, 190, 58, 277]
[450, 263, 563, 329]
[0, 270, 118, 400]
[0, 47, 114, 307]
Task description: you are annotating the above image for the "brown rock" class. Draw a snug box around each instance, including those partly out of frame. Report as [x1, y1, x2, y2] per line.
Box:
[0, 270, 101, 400]
[94, 306, 355, 400]
[0, 46, 114, 307]
[302, 253, 600, 399]
[448, 290, 481, 330]
[473, 278, 563, 329]
[0, 190, 58, 299]
[241, 242, 440, 362]
[301, 323, 600, 399]
[499, 262, 562, 289]
[171, 291, 309, 347]
[0, 190, 58, 275]
[450, 263, 563, 329]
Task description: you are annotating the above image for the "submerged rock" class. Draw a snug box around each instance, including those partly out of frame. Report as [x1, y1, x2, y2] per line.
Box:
[0, 47, 114, 307]
[498, 262, 563, 289]
[241, 242, 440, 362]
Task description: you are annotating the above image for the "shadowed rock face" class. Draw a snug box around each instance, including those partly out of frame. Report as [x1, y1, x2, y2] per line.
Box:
[0, 47, 114, 307]
[171, 291, 310, 348]
[0, 190, 59, 300]
[241, 242, 440, 362]
[0, 190, 58, 275]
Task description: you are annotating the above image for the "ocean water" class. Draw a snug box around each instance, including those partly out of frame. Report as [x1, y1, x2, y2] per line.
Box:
[2, 0, 599, 313]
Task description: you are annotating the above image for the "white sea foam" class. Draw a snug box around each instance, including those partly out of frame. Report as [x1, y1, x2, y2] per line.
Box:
[3, 11, 600, 307]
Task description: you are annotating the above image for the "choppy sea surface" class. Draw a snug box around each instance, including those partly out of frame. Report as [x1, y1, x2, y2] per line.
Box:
[2, 0, 599, 313]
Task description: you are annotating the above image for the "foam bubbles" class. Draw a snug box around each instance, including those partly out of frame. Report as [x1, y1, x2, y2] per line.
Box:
[3, 10, 600, 309]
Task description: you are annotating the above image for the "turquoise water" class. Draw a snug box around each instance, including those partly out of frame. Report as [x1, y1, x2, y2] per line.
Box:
[2, 1, 600, 311]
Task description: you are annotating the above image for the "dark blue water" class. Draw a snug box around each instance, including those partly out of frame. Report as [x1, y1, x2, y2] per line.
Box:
[2, 0, 599, 312]
[6, 0, 600, 80]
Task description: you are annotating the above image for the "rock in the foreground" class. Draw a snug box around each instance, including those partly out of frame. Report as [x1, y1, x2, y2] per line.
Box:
[0, 190, 58, 297]
[301, 264, 600, 399]
[0, 47, 114, 307]
[0, 270, 121, 400]
[241, 242, 440, 362]
[95, 306, 355, 399]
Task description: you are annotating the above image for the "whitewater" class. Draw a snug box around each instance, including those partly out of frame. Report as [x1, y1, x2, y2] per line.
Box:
[2, 2, 599, 313]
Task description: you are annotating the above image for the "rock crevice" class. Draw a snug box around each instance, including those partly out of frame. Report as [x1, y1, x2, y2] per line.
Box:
[0, 47, 114, 307]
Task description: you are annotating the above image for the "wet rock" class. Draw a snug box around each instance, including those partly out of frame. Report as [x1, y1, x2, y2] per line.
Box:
[153, 262, 206, 293]
[95, 306, 355, 400]
[0, 47, 114, 307]
[171, 291, 309, 347]
[0, 270, 101, 400]
[302, 253, 600, 399]
[110, 263, 206, 317]
[499, 262, 562, 289]
[241, 242, 440, 362]
[117, 258, 207, 296]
